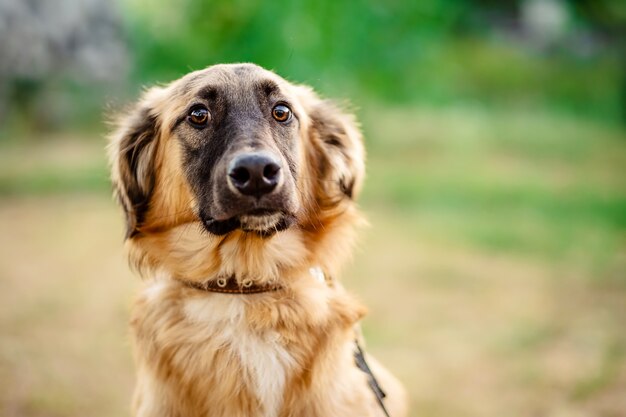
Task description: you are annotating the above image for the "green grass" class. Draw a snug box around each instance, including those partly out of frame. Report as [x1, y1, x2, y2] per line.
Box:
[0, 135, 110, 196]
[0, 165, 109, 196]
[357, 105, 626, 278]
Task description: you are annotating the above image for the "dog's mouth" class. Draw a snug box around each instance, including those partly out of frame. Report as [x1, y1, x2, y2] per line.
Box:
[201, 209, 296, 237]
[239, 209, 284, 232]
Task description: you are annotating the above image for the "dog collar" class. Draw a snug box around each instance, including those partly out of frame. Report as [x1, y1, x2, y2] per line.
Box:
[179, 266, 329, 295]
[180, 276, 282, 294]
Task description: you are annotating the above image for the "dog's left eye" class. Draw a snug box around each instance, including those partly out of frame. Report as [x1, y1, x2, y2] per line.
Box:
[187, 106, 210, 128]
[272, 104, 292, 123]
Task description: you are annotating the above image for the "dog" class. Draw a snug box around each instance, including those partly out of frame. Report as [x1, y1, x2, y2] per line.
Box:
[108, 63, 407, 417]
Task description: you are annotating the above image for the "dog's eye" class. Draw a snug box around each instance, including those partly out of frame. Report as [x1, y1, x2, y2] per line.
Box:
[188, 106, 210, 128]
[272, 104, 292, 123]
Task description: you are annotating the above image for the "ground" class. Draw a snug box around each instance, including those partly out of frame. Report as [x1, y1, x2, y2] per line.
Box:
[1, 105, 624, 417]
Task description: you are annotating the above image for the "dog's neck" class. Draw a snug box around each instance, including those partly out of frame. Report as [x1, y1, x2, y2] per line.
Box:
[128, 214, 359, 286]
[176, 266, 330, 295]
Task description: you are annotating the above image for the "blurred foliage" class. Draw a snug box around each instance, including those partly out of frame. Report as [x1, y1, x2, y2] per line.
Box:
[0, 0, 128, 134]
[122, 0, 625, 122]
[0, 0, 624, 135]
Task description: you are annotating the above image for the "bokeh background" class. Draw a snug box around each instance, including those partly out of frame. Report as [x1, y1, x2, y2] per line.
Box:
[1, 0, 625, 416]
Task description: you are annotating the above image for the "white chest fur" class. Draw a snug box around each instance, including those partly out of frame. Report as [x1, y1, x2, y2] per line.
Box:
[183, 295, 295, 417]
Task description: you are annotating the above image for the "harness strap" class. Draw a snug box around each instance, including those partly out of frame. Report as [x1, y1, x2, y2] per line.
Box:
[354, 339, 391, 417]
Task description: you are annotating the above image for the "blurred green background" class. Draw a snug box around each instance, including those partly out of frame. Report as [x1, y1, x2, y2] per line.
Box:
[1, 1, 625, 416]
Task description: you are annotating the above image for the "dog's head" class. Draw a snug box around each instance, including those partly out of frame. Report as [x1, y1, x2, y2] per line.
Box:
[109, 64, 364, 276]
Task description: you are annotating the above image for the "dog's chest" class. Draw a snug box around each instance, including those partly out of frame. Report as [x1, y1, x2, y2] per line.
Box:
[184, 295, 296, 417]
[231, 327, 295, 417]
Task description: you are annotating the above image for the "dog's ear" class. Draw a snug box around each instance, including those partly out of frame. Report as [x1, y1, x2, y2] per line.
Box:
[298, 87, 365, 206]
[108, 87, 164, 239]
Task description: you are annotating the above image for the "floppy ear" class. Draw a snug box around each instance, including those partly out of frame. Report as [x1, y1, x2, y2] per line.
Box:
[108, 88, 163, 239]
[299, 87, 365, 206]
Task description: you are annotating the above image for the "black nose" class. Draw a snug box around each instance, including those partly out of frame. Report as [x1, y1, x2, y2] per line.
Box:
[228, 152, 282, 197]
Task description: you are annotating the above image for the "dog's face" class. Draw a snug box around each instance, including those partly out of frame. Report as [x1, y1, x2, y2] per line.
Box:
[110, 64, 364, 273]
[175, 65, 303, 236]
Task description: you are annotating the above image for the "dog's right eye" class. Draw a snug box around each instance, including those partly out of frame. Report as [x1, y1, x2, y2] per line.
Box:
[187, 106, 210, 128]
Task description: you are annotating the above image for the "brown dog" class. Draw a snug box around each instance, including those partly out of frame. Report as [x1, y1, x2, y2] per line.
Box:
[109, 63, 407, 417]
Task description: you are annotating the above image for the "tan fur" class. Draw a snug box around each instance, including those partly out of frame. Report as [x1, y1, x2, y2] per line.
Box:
[109, 63, 407, 417]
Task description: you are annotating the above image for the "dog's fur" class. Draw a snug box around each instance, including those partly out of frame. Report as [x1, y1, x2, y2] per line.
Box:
[109, 63, 407, 417]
